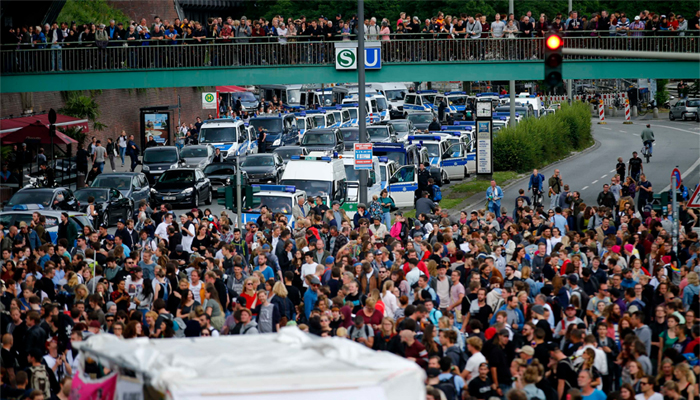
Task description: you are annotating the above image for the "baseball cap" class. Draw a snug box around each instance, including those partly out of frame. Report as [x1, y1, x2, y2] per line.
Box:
[105, 234, 115, 241]
[99, 223, 108, 229]
[519, 345, 535, 356]
[117, 218, 125, 224]
[357, 203, 367, 210]
[309, 276, 321, 285]
[325, 256, 335, 264]
[332, 200, 340, 206]
[568, 274, 578, 285]
[175, 244, 184, 252]
[531, 305, 545, 315]
[566, 304, 576, 310]
[634, 16, 641, 20]
[19, 221, 27, 228]
[89, 320, 101, 328]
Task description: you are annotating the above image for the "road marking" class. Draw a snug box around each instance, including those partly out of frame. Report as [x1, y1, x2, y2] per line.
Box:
[601, 174, 607, 179]
[582, 186, 589, 191]
[661, 158, 700, 192]
[633, 133, 640, 136]
[600, 127, 612, 130]
[610, 169, 615, 173]
[591, 180, 598, 184]
[619, 130, 627, 133]
[654, 124, 700, 135]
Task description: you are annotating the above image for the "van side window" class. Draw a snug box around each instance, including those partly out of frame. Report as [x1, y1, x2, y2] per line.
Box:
[404, 95, 415, 105]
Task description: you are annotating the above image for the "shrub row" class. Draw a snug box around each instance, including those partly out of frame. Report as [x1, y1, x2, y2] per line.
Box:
[492, 101, 593, 172]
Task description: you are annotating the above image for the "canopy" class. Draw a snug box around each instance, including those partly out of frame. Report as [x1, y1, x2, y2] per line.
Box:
[0, 121, 78, 145]
[75, 328, 425, 400]
[0, 113, 89, 134]
[216, 85, 247, 93]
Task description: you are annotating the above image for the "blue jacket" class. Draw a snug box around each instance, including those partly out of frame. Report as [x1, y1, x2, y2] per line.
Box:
[683, 284, 700, 310]
[486, 186, 503, 207]
[304, 288, 318, 320]
[528, 173, 545, 191]
[489, 304, 525, 330]
[353, 209, 371, 229]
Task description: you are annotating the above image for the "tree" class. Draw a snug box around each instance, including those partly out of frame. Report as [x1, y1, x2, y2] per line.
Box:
[59, 91, 108, 131]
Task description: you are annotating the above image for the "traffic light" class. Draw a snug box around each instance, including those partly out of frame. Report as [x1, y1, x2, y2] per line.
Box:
[544, 33, 563, 87]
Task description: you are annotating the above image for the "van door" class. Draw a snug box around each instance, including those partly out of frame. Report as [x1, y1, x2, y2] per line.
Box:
[440, 142, 467, 179]
[387, 165, 417, 207]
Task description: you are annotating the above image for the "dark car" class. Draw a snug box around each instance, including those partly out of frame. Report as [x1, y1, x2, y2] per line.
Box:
[203, 162, 248, 196]
[142, 146, 183, 183]
[0, 211, 92, 244]
[406, 111, 435, 132]
[239, 153, 285, 184]
[377, 119, 416, 142]
[299, 128, 344, 154]
[248, 114, 299, 150]
[150, 168, 212, 207]
[74, 187, 134, 227]
[4, 187, 79, 212]
[366, 125, 397, 143]
[179, 145, 215, 170]
[273, 146, 308, 164]
[90, 173, 150, 212]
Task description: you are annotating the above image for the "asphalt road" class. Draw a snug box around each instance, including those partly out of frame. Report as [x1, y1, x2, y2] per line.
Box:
[102, 115, 698, 234]
[485, 116, 700, 215]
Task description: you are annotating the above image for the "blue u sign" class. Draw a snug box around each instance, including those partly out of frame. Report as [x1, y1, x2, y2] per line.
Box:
[365, 48, 382, 70]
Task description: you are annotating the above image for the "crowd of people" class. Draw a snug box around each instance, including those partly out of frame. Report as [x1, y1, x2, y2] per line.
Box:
[2, 8, 698, 71]
[1, 130, 700, 400]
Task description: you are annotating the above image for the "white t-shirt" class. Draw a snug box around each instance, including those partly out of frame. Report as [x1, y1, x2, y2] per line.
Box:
[300, 262, 318, 287]
[155, 221, 171, 239]
[635, 393, 663, 400]
[181, 222, 196, 253]
[190, 281, 203, 303]
[118, 136, 127, 148]
[464, 351, 486, 383]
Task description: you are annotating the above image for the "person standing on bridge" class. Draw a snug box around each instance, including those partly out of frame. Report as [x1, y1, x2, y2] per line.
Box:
[641, 124, 655, 157]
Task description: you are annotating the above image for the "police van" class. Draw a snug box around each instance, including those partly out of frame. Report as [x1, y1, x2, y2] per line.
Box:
[437, 128, 476, 177]
[258, 84, 303, 108]
[279, 155, 347, 210]
[372, 142, 443, 186]
[294, 112, 317, 139]
[369, 82, 409, 118]
[341, 154, 381, 215]
[434, 92, 475, 120]
[475, 92, 501, 109]
[340, 103, 381, 125]
[407, 134, 469, 183]
[198, 118, 257, 157]
[247, 113, 299, 150]
[299, 88, 335, 109]
[341, 93, 390, 122]
[303, 109, 336, 129]
[377, 157, 401, 190]
[403, 90, 438, 115]
[241, 184, 306, 227]
[322, 106, 353, 128]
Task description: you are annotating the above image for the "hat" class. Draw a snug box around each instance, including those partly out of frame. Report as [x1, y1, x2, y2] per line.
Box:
[661, 15, 666, 18]
[105, 301, 116, 310]
[624, 244, 634, 253]
[105, 234, 115, 241]
[519, 345, 535, 356]
[661, 255, 672, 264]
[99, 223, 108, 229]
[237, 297, 247, 307]
[191, 208, 198, 213]
[332, 200, 340, 206]
[394, 211, 403, 216]
[89, 320, 101, 328]
[19, 221, 27, 228]
[357, 203, 367, 210]
[531, 305, 545, 315]
[117, 218, 125, 224]
[262, 244, 271, 250]
[628, 305, 640, 314]
[566, 304, 576, 310]
[548, 342, 562, 352]
[611, 245, 621, 254]
[77, 235, 86, 241]
[426, 368, 441, 378]
[437, 263, 447, 269]
[634, 16, 641, 20]
[175, 244, 184, 252]
[441, 257, 451, 263]
[677, 15, 684, 19]
[309, 276, 321, 285]
[375, 250, 383, 255]
[325, 256, 335, 264]
[568, 274, 578, 285]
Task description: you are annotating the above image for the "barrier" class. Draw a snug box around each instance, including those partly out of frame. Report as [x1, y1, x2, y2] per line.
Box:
[598, 102, 606, 124]
[623, 99, 633, 124]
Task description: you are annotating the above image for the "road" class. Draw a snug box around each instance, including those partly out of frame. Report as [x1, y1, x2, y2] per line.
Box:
[486, 116, 700, 215]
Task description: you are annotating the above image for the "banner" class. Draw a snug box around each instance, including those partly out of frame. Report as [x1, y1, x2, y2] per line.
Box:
[70, 372, 118, 400]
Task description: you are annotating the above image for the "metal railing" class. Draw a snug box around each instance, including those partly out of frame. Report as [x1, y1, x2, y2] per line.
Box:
[1, 35, 697, 74]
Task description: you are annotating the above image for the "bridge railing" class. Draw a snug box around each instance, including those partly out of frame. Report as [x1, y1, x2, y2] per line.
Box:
[1, 35, 697, 74]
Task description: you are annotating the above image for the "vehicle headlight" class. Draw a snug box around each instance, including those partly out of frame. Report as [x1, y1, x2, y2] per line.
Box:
[226, 177, 231, 185]
[181, 187, 193, 194]
[142, 165, 150, 172]
[170, 163, 178, 169]
[150, 188, 157, 194]
[273, 138, 281, 146]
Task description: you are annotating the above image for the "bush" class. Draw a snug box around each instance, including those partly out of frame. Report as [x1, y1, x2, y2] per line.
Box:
[492, 101, 593, 172]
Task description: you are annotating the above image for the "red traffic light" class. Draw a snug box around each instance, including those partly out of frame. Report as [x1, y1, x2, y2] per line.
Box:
[546, 35, 563, 50]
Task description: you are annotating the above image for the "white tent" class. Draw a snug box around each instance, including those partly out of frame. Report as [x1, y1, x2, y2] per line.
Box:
[75, 327, 426, 400]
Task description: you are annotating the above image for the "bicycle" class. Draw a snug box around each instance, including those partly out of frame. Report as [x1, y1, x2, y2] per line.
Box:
[531, 188, 543, 207]
[641, 140, 654, 163]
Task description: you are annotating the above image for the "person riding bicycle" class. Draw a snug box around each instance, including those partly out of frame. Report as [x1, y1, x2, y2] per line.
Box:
[528, 168, 545, 204]
[641, 124, 655, 156]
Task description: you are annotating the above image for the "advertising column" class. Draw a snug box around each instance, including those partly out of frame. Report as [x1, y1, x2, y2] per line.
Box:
[475, 99, 493, 178]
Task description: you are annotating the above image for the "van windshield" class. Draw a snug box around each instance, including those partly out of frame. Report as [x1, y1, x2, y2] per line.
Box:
[385, 90, 406, 101]
[199, 127, 237, 144]
[301, 132, 335, 145]
[280, 180, 332, 199]
[143, 149, 178, 163]
[375, 97, 388, 111]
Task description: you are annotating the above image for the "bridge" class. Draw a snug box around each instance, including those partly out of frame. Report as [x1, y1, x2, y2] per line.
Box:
[1, 36, 698, 93]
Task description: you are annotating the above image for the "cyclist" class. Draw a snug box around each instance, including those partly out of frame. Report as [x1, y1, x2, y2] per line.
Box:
[528, 168, 545, 205]
[641, 124, 655, 157]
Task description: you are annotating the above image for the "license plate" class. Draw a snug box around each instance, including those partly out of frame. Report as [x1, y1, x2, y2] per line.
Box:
[249, 179, 259, 183]
[163, 196, 176, 201]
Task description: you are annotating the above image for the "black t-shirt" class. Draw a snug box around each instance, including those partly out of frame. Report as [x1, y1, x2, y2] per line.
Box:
[629, 157, 642, 173]
[468, 376, 495, 400]
[345, 292, 366, 313]
[555, 358, 578, 397]
[489, 345, 511, 385]
[468, 301, 492, 329]
[1, 347, 18, 370]
[285, 284, 301, 306]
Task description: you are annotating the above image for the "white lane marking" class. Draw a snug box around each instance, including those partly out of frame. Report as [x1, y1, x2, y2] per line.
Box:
[600, 127, 612, 130]
[610, 169, 615, 173]
[582, 186, 589, 191]
[633, 133, 640, 136]
[591, 180, 598, 184]
[654, 124, 700, 135]
[619, 130, 627, 133]
[601, 174, 607, 179]
[661, 158, 700, 192]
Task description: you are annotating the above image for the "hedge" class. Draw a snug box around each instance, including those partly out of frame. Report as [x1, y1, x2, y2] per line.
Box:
[492, 101, 593, 172]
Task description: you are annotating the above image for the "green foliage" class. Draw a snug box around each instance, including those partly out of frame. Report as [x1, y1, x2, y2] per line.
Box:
[59, 91, 107, 131]
[655, 79, 669, 106]
[59, 126, 88, 147]
[492, 102, 592, 172]
[57, 0, 130, 25]
[451, 171, 519, 194]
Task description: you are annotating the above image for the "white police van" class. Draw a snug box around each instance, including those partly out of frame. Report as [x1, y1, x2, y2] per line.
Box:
[198, 118, 257, 157]
[279, 155, 347, 211]
[434, 91, 474, 119]
[341, 93, 390, 122]
[299, 88, 335, 109]
[369, 82, 409, 118]
[304, 109, 337, 129]
[340, 102, 381, 125]
[294, 112, 317, 139]
[322, 106, 353, 128]
[402, 90, 439, 115]
[241, 184, 306, 228]
[407, 134, 469, 182]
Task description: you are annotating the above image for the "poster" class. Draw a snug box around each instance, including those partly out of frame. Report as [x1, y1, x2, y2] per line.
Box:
[144, 113, 169, 145]
[70, 372, 118, 400]
[476, 121, 492, 174]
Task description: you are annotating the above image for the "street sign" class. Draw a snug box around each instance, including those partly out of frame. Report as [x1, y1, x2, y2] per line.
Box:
[688, 185, 700, 208]
[202, 92, 217, 109]
[476, 121, 492, 175]
[354, 143, 373, 170]
[335, 47, 382, 70]
[671, 168, 681, 189]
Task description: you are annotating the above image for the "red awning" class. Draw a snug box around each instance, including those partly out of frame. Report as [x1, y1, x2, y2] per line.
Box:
[216, 85, 247, 93]
[0, 121, 78, 145]
[0, 114, 89, 134]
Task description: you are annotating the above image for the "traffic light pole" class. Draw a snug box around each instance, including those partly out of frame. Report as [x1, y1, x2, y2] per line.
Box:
[508, 0, 516, 127]
[562, 48, 700, 61]
[358, 0, 368, 206]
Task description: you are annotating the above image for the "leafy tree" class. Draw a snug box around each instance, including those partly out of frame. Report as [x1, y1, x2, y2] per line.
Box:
[57, 0, 129, 25]
[59, 91, 107, 131]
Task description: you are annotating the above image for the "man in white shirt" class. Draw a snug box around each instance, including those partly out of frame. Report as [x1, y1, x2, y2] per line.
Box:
[462, 336, 486, 383]
[634, 376, 663, 400]
[155, 213, 173, 240]
[300, 251, 318, 288]
[180, 213, 196, 253]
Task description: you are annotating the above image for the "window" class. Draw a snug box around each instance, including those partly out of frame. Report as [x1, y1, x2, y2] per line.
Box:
[404, 95, 416, 105]
[326, 113, 336, 126]
[110, 189, 121, 199]
[393, 166, 415, 182]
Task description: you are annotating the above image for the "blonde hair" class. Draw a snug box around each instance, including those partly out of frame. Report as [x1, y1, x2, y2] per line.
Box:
[675, 363, 696, 385]
[336, 327, 348, 338]
[272, 281, 288, 298]
[381, 280, 394, 297]
[687, 271, 699, 286]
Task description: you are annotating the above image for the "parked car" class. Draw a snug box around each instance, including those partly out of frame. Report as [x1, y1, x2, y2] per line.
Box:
[142, 146, 183, 183]
[377, 120, 416, 142]
[669, 98, 700, 121]
[239, 153, 285, 184]
[203, 162, 248, 196]
[90, 173, 150, 212]
[150, 168, 212, 207]
[406, 111, 435, 131]
[4, 187, 79, 211]
[299, 128, 344, 154]
[273, 146, 308, 164]
[74, 187, 135, 227]
[179, 144, 215, 169]
[0, 210, 92, 244]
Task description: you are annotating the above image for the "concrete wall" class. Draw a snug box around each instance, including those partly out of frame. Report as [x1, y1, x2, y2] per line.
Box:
[107, 0, 178, 25]
[1, 87, 208, 148]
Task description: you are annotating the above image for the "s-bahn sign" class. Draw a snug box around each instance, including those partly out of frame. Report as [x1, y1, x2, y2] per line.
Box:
[334, 43, 382, 70]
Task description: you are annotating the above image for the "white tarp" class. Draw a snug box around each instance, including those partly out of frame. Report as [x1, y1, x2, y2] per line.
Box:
[75, 327, 425, 400]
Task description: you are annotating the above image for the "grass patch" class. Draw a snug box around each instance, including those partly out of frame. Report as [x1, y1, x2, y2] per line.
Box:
[451, 171, 520, 195]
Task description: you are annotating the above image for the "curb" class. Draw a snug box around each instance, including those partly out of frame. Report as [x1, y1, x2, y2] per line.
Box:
[446, 137, 601, 218]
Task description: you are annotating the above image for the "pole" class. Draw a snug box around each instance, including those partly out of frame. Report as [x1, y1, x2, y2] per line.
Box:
[177, 95, 181, 135]
[566, 0, 572, 104]
[671, 170, 679, 254]
[358, 0, 368, 206]
[508, 0, 513, 15]
[509, 81, 516, 127]
[236, 155, 242, 229]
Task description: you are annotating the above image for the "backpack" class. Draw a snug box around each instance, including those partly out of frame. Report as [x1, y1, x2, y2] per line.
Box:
[435, 376, 458, 400]
[445, 346, 468, 371]
[29, 365, 50, 398]
[432, 184, 442, 202]
[348, 324, 371, 339]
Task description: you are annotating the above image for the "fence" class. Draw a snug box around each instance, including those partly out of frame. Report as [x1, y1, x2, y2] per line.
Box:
[1, 35, 697, 74]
